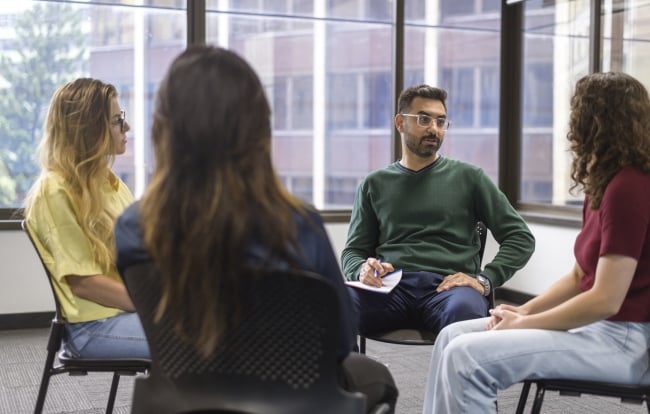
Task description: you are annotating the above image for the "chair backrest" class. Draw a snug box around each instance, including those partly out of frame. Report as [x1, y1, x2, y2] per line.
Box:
[477, 221, 487, 266]
[476, 221, 495, 307]
[122, 263, 366, 414]
[22, 220, 65, 322]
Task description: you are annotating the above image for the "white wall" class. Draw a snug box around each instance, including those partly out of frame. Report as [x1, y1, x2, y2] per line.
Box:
[496, 223, 578, 295]
[0, 221, 578, 315]
[0, 230, 54, 314]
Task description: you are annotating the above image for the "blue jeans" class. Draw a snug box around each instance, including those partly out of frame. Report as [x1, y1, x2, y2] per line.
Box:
[348, 271, 489, 335]
[422, 317, 650, 414]
[64, 312, 150, 359]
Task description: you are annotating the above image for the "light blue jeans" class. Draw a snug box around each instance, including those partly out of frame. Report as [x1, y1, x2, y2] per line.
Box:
[422, 317, 650, 414]
[64, 312, 150, 359]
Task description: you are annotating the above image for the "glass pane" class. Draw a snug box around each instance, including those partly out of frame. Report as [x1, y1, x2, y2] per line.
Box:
[363, 72, 392, 129]
[326, 0, 393, 21]
[206, 0, 393, 209]
[601, 0, 650, 82]
[0, 0, 185, 209]
[520, 0, 590, 205]
[404, 1, 502, 183]
[225, 0, 313, 16]
[441, 0, 475, 17]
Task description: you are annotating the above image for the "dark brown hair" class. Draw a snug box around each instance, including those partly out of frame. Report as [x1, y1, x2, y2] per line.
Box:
[568, 72, 650, 208]
[140, 46, 305, 356]
[397, 84, 448, 113]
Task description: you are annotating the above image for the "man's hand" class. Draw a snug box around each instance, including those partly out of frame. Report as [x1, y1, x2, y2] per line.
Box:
[437, 272, 484, 294]
[358, 258, 395, 287]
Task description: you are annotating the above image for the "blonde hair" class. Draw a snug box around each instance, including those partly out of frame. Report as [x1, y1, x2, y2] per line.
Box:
[24, 78, 121, 272]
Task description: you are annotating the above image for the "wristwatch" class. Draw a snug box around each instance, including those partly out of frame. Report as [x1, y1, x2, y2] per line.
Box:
[476, 274, 491, 297]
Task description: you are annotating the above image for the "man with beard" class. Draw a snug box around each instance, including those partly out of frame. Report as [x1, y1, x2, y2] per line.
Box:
[341, 84, 535, 342]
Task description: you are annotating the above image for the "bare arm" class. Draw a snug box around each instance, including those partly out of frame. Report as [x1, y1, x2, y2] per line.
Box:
[492, 254, 636, 331]
[518, 261, 585, 315]
[66, 274, 135, 312]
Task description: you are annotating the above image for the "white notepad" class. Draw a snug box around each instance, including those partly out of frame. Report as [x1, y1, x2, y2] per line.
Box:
[345, 269, 403, 294]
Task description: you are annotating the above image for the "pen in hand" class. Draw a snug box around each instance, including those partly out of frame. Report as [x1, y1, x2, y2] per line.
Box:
[374, 258, 382, 278]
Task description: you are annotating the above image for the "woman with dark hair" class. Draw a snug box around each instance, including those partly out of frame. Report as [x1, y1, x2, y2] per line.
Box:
[114, 45, 397, 412]
[24, 78, 149, 359]
[422, 72, 650, 413]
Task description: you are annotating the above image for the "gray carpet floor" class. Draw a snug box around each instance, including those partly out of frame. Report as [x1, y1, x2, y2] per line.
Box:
[0, 328, 647, 413]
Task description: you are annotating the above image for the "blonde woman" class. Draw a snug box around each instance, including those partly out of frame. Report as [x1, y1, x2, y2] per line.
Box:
[24, 78, 149, 359]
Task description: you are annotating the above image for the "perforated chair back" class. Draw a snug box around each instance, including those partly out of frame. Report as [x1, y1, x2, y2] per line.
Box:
[123, 262, 366, 414]
[22, 220, 150, 414]
[359, 221, 491, 353]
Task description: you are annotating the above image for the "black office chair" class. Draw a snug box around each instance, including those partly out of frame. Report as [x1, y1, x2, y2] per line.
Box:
[359, 221, 492, 354]
[22, 220, 151, 414]
[515, 378, 650, 413]
[122, 263, 374, 414]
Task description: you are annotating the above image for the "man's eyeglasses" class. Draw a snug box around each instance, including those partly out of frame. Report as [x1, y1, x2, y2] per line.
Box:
[111, 111, 126, 133]
[401, 113, 451, 130]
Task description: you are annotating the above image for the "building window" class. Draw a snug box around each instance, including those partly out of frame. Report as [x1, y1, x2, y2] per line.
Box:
[441, 67, 475, 128]
[327, 73, 358, 130]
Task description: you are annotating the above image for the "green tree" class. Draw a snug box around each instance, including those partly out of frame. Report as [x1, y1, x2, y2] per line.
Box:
[0, 2, 87, 208]
[0, 153, 16, 207]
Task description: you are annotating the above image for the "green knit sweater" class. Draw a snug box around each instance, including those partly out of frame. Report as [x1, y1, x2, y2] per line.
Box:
[341, 158, 535, 286]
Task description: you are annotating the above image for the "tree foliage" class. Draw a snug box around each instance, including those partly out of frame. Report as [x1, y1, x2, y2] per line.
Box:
[0, 2, 88, 207]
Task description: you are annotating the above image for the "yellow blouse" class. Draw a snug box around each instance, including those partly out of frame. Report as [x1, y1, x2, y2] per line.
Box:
[27, 171, 134, 323]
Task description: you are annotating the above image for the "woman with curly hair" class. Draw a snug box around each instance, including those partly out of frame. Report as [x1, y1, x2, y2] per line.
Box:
[23, 78, 149, 359]
[422, 72, 650, 413]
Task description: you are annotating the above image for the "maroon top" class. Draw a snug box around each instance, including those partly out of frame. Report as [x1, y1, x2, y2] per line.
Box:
[574, 166, 650, 322]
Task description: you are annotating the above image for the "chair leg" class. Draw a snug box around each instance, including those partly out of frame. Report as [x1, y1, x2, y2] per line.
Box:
[531, 382, 546, 414]
[104, 373, 121, 414]
[515, 381, 532, 414]
[33, 353, 57, 414]
[33, 372, 51, 414]
[359, 336, 366, 354]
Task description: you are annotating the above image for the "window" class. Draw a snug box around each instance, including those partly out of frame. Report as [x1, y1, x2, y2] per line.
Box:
[518, 0, 650, 207]
[405, 1, 501, 183]
[441, 67, 475, 128]
[520, 0, 589, 206]
[327, 73, 358, 130]
[0, 1, 185, 211]
[523, 63, 553, 127]
[272, 77, 288, 130]
[441, 0, 475, 17]
[480, 67, 499, 127]
[363, 72, 392, 129]
[273, 76, 313, 130]
[206, 1, 394, 208]
[5, 1, 646, 218]
[440, 0, 500, 18]
[326, 176, 361, 206]
[327, 0, 392, 21]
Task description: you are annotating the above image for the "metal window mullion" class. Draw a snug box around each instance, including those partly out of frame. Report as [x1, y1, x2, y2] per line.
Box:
[187, 0, 206, 45]
[589, 0, 602, 73]
[392, 0, 404, 162]
[499, 0, 523, 205]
